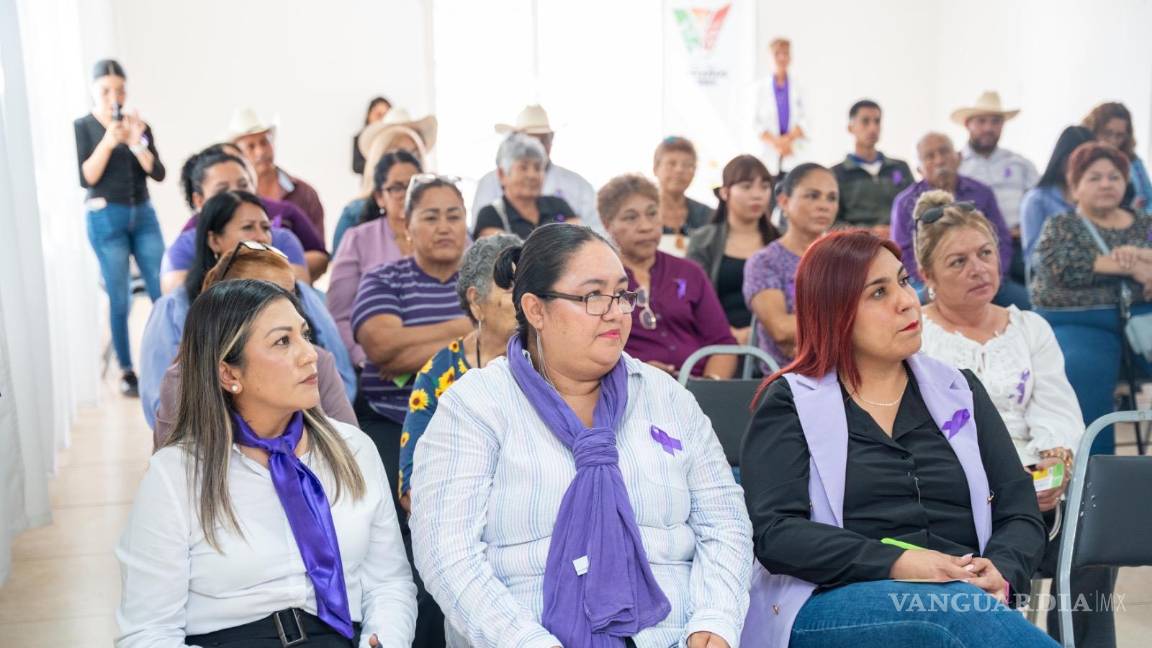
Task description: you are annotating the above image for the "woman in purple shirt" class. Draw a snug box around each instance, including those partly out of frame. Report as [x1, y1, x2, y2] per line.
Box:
[327, 151, 421, 368]
[600, 174, 737, 378]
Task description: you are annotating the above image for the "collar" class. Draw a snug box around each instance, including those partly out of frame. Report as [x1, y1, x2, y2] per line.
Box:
[846, 152, 886, 168]
[277, 168, 296, 194]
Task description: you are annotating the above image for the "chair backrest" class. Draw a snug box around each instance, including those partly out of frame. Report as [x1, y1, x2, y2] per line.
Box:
[1057, 410, 1152, 647]
[684, 378, 764, 466]
[677, 344, 779, 385]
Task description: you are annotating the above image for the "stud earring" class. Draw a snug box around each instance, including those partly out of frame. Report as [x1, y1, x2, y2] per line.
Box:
[231, 384, 240, 393]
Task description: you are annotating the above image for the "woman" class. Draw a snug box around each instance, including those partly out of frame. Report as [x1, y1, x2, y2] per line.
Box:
[472, 133, 581, 239]
[353, 96, 392, 174]
[140, 191, 355, 429]
[153, 244, 358, 447]
[599, 174, 736, 378]
[351, 175, 471, 503]
[410, 224, 752, 648]
[687, 155, 780, 345]
[1031, 142, 1152, 455]
[1083, 102, 1152, 212]
[741, 231, 1053, 648]
[914, 190, 1112, 646]
[117, 279, 416, 647]
[74, 59, 166, 397]
[398, 233, 521, 511]
[653, 136, 714, 256]
[162, 148, 311, 291]
[1020, 126, 1094, 267]
[328, 151, 421, 367]
[745, 163, 837, 367]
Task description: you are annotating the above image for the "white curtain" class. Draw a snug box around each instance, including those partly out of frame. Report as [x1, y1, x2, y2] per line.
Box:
[0, 0, 112, 585]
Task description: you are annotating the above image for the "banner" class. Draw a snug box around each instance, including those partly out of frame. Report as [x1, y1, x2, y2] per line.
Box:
[661, 0, 758, 194]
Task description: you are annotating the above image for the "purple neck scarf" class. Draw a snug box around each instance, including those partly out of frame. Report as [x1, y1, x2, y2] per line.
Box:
[506, 336, 670, 648]
[231, 411, 354, 638]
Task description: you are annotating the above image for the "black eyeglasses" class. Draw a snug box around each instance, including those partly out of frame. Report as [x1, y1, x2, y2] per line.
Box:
[539, 290, 639, 316]
[218, 240, 288, 280]
[917, 201, 977, 227]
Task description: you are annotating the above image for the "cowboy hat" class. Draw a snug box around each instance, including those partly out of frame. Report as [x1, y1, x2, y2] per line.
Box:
[495, 104, 554, 135]
[357, 108, 438, 159]
[950, 91, 1021, 125]
[226, 107, 278, 140]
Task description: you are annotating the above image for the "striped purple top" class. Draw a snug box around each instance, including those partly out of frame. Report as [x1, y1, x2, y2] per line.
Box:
[352, 257, 464, 422]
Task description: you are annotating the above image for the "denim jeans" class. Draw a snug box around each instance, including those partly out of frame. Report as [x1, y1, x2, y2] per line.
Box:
[790, 580, 1058, 647]
[86, 201, 164, 370]
[1034, 304, 1152, 455]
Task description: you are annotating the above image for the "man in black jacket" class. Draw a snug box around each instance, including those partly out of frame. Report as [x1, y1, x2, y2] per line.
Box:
[831, 99, 914, 236]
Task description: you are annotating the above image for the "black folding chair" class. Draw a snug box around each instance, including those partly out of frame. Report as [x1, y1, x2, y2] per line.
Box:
[678, 345, 779, 467]
[1056, 409, 1152, 647]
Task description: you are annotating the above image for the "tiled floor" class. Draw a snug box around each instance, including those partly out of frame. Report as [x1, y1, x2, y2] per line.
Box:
[2, 340, 1151, 646]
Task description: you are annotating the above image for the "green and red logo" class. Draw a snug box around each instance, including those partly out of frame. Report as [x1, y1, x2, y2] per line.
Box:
[673, 4, 732, 53]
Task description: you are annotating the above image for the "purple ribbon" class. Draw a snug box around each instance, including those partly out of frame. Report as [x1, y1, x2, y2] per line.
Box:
[650, 426, 683, 456]
[892, 170, 904, 185]
[230, 411, 353, 638]
[941, 408, 971, 440]
[1004, 166, 1013, 179]
[674, 278, 687, 301]
[1015, 370, 1030, 404]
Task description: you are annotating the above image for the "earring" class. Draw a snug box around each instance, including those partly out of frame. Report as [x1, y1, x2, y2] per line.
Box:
[926, 287, 937, 301]
[231, 384, 240, 393]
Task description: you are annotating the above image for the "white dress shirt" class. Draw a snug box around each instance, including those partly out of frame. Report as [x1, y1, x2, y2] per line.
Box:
[471, 163, 603, 234]
[959, 145, 1040, 229]
[410, 353, 752, 648]
[116, 419, 417, 648]
[920, 306, 1083, 466]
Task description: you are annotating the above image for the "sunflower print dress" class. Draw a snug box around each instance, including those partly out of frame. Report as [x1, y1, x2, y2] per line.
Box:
[398, 337, 471, 498]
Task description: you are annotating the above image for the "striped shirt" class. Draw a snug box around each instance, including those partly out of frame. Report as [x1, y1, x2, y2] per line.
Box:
[410, 353, 752, 648]
[351, 257, 464, 422]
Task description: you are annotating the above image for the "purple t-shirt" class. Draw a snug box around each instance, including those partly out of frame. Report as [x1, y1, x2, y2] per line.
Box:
[160, 227, 306, 274]
[180, 197, 326, 253]
[351, 257, 465, 422]
[773, 77, 790, 135]
[743, 241, 801, 367]
[624, 252, 736, 375]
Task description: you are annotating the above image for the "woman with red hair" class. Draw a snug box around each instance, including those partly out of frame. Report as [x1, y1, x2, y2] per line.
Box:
[740, 231, 1053, 647]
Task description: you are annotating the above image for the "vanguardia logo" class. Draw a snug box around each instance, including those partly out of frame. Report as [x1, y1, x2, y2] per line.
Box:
[673, 4, 732, 54]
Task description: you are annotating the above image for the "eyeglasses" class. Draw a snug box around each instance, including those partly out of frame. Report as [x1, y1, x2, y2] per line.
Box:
[218, 240, 288, 280]
[539, 290, 639, 316]
[916, 200, 977, 227]
[383, 183, 408, 196]
[635, 288, 658, 330]
[405, 173, 462, 211]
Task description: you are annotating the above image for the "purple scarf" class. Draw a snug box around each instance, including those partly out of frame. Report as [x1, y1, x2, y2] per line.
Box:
[506, 336, 670, 647]
[231, 411, 354, 638]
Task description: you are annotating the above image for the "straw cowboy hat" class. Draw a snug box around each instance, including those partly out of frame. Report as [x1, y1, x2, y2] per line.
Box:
[357, 108, 438, 160]
[495, 104, 554, 135]
[226, 107, 278, 140]
[950, 91, 1021, 125]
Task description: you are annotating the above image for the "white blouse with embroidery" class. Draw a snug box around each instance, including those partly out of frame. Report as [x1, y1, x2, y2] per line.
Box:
[920, 306, 1084, 466]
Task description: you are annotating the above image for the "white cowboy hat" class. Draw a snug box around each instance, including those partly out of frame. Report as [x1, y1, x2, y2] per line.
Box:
[950, 91, 1021, 125]
[357, 108, 438, 159]
[226, 107, 278, 140]
[495, 104, 554, 135]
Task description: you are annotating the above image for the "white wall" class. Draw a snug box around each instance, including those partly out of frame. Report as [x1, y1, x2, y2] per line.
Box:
[761, 0, 1152, 175]
[107, 0, 434, 245]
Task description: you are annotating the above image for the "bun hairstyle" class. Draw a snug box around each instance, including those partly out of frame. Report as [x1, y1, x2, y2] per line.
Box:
[92, 59, 126, 80]
[912, 189, 999, 279]
[180, 149, 250, 210]
[493, 224, 611, 340]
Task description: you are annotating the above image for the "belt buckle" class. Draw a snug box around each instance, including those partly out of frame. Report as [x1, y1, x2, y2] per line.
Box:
[273, 608, 309, 647]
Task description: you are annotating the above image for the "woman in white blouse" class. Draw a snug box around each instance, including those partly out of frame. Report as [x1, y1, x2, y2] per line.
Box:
[410, 223, 752, 648]
[914, 190, 1112, 647]
[116, 279, 416, 647]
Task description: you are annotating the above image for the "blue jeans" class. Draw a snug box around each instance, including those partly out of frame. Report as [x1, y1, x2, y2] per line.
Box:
[86, 201, 164, 370]
[1034, 305, 1152, 455]
[791, 580, 1058, 648]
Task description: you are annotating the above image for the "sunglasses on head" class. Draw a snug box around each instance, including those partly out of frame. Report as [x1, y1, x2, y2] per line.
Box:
[404, 173, 462, 211]
[218, 240, 288, 280]
[916, 201, 976, 227]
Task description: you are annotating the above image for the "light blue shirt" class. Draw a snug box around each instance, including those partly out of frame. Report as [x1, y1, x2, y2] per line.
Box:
[1020, 184, 1074, 269]
[410, 353, 752, 648]
[138, 283, 356, 430]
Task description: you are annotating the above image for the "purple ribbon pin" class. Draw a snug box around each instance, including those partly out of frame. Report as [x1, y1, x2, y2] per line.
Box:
[651, 425, 683, 456]
[674, 278, 687, 300]
[941, 408, 971, 439]
[892, 170, 904, 185]
[1004, 166, 1013, 179]
[1015, 370, 1030, 404]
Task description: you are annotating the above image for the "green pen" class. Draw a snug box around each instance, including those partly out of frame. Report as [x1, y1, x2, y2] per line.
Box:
[882, 537, 926, 551]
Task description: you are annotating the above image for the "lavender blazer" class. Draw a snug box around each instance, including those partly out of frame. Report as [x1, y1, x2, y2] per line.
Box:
[741, 353, 992, 648]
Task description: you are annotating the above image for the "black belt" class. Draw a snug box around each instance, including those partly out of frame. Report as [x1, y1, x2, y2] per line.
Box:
[185, 608, 361, 647]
